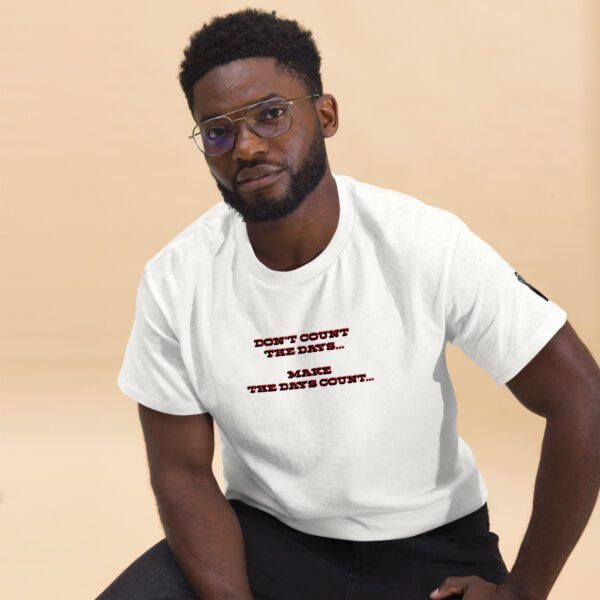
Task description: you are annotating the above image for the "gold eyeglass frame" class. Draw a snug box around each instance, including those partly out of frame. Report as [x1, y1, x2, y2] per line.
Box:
[188, 93, 320, 157]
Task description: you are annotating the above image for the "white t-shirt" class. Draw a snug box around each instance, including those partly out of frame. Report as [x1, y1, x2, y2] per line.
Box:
[117, 173, 567, 541]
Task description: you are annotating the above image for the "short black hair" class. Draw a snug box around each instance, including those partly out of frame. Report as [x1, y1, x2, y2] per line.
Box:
[178, 8, 323, 116]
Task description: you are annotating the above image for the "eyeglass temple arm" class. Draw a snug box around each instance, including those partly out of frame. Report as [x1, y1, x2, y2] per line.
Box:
[289, 93, 321, 105]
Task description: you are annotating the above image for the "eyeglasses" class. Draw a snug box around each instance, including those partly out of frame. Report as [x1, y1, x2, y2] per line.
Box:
[188, 94, 320, 157]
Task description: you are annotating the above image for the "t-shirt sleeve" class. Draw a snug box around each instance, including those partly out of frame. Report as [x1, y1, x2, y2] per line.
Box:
[117, 269, 209, 415]
[444, 222, 568, 385]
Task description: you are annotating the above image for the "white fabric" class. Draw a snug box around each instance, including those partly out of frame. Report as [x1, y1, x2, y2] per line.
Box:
[117, 173, 567, 540]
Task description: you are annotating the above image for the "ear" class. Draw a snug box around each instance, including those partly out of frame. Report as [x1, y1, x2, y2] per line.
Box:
[316, 94, 339, 138]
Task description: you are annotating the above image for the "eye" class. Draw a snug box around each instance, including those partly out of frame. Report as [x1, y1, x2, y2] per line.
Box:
[205, 125, 229, 140]
[259, 106, 286, 121]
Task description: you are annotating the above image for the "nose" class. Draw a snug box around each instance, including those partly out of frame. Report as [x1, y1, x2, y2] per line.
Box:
[231, 119, 270, 161]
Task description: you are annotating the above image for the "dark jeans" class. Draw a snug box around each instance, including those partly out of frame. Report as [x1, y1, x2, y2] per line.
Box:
[96, 499, 509, 600]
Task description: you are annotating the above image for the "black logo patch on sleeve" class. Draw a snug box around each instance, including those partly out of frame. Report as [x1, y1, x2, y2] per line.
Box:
[514, 271, 548, 301]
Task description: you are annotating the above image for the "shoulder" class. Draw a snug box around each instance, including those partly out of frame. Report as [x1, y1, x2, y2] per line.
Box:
[336, 173, 466, 254]
[141, 200, 233, 298]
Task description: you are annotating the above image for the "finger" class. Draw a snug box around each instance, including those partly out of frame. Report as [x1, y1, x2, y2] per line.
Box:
[430, 576, 472, 598]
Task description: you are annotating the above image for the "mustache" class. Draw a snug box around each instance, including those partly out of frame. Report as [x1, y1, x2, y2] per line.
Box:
[235, 160, 287, 178]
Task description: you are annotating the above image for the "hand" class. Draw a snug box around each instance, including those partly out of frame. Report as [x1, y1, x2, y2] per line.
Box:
[430, 576, 524, 599]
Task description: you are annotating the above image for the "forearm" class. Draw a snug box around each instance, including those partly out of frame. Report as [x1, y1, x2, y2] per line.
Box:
[152, 469, 254, 600]
[501, 413, 600, 600]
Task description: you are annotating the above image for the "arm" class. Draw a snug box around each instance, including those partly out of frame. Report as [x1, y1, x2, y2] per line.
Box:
[498, 319, 600, 600]
[138, 403, 254, 600]
[432, 319, 600, 600]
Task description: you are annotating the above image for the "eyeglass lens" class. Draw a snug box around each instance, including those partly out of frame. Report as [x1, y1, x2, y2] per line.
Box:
[195, 98, 292, 156]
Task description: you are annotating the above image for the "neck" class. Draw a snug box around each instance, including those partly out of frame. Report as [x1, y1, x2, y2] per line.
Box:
[245, 169, 339, 272]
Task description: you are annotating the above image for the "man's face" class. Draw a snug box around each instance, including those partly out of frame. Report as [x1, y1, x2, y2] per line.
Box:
[191, 57, 329, 223]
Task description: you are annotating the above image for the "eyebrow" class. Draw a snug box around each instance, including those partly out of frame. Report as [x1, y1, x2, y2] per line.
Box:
[199, 92, 283, 123]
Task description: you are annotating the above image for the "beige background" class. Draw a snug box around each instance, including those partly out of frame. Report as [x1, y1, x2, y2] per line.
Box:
[1, 1, 598, 598]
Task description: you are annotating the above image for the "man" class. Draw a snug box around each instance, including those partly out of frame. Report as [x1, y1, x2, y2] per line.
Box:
[97, 8, 600, 600]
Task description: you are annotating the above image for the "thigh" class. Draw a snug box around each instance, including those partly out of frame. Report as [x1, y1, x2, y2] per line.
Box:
[229, 498, 351, 600]
[95, 538, 198, 600]
[348, 504, 509, 600]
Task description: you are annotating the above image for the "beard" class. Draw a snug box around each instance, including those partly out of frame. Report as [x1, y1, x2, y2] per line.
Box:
[213, 131, 328, 223]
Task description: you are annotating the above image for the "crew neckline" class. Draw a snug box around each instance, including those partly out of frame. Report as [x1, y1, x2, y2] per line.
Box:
[233, 172, 355, 285]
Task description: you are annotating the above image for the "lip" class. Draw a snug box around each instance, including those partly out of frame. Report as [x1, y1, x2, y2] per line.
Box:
[236, 169, 285, 192]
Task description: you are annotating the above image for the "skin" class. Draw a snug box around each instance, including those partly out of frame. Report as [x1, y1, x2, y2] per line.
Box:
[157, 56, 600, 600]
[191, 57, 340, 271]
[430, 319, 600, 599]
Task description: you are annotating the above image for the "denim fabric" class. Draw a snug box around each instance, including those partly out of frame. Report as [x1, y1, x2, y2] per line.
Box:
[96, 499, 509, 600]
